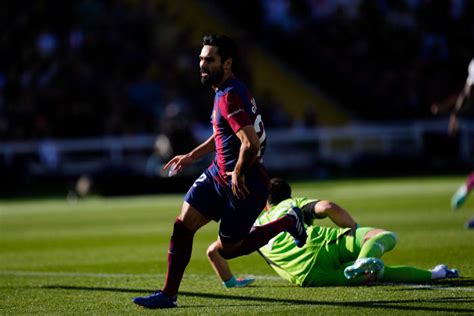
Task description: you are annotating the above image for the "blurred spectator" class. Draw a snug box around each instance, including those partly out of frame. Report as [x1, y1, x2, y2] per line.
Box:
[257, 90, 293, 127]
[160, 95, 198, 155]
[261, 0, 295, 32]
[38, 139, 60, 171]
[1, 0, 473, 144]
[302, 105, 318, 128]
[36, 29, 58, 58]
[67, 174, 92, 203]
[146, 134, 173, 177]
[211, 0, 474, 120]
[127, 74, 163, 117]
[0, 0, 216, 141]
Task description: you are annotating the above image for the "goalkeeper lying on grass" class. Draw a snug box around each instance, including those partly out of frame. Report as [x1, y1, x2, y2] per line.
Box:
[207, 178, 459, 287]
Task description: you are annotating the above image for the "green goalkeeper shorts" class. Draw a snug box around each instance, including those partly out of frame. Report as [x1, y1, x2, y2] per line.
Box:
[302, 227, 374, 286]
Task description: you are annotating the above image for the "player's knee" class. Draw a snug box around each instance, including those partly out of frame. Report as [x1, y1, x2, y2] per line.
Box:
[363, 229, 397, 249]
[218, 241, 245, 260]
[218, 247, 233, 260]
[172, 218, 196, 237]
[206, 242, 219, 260]
[378, 231, 398, 251]
[387, 231, 398, 248]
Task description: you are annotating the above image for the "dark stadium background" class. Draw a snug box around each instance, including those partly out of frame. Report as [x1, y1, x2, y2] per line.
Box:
[1, 0, 473, 197]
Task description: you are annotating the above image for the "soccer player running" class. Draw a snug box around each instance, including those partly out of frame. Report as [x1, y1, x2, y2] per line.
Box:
[207, 178, 460, 287]
[431, 58, 474, 229]
[133, 35, 307, 309]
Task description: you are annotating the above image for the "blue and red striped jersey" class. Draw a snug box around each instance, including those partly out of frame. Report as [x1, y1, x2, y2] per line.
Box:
[209, 76, 267, 183]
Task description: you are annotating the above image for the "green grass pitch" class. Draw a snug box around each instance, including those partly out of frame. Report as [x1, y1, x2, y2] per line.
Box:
[1, 176, 473, 314]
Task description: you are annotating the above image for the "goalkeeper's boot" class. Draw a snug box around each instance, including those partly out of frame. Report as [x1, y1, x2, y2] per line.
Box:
[431, 264, 459, 279]
[344, 257, 384, 279]
[451, 184, 469, 210]
[132, 290, 177, 309]
[286, 205, 307, 247]
[223, 276, 256, 288]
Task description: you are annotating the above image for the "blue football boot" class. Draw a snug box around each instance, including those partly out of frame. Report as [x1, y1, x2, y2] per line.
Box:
[133, 290, 177, 309]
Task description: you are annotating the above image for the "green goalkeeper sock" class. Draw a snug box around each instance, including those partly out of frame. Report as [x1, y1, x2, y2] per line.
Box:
[358, 232, 397, 259]
[380, 266, 432, 283]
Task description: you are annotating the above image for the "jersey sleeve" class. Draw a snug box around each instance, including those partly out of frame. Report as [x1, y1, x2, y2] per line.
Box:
[294, 197, 319, 208]
[294, 197, 319, 226]
[218, 91, 252, 133]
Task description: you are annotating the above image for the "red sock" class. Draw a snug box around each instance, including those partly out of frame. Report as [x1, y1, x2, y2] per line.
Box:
[466, 172, 474, 191]
[220, 215, 294, 259]
[162, 219, 195, 297]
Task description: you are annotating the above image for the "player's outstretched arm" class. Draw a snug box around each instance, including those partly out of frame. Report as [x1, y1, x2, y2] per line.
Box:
[163, 135, 216, 175]
[313, 200, 358, 229]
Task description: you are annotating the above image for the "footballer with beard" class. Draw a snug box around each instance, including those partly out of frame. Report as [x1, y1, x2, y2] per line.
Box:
[133, 34, 307, 309]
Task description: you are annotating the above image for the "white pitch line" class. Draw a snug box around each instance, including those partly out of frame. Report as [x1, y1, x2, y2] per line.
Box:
[0, 270, 281, 281]
[0, 271, 163, 279]
[2, 271, 470, 292]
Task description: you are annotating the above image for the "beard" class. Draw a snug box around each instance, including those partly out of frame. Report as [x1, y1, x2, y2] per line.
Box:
[200, 66, 224, 87]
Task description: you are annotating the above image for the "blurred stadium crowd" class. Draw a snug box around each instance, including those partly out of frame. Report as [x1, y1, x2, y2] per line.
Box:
[1, 1, 206, 143]
[217, 0, 474, 119]
[1, 0, 473, 142]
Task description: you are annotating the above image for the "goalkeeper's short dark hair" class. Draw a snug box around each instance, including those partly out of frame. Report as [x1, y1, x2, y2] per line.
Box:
[268, 178, 291, 206]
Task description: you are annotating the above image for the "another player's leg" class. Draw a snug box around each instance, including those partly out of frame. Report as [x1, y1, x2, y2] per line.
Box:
[206, 240, 255, 288]
[344, 228, 397, 279]
[451, 171, 474, 210]
[133, 203, 210, 309]
[236, 204, 307, 253]
[380, 264, 459, 283]
[286, 204, 308, 247]
[223, 276, 256, 288]
[357, 229, 397, 258]
[337, 264, 459, 285]
[218, 207, 306, 260]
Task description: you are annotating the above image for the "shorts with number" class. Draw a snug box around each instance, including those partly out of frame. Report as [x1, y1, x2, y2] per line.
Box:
[184, 167, 269, 242]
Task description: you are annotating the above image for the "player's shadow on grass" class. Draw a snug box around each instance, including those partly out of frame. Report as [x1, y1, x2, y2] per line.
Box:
[38, 285, 474, 313]
[433, 279, 474, 286]
[389, 279, 474, 289]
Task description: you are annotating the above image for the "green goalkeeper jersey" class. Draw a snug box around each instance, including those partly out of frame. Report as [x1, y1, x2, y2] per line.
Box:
[255, 197, 351, 286]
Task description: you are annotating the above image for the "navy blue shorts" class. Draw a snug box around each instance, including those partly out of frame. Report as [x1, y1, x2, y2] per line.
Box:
[184, 168, 269, 243]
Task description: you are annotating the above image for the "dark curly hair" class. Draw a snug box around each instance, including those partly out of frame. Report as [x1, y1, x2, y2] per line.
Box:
[267, 178, 292, 206]
[202, 34, 238, 65]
